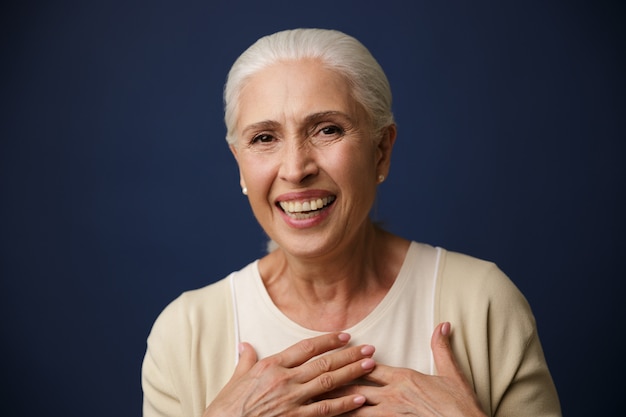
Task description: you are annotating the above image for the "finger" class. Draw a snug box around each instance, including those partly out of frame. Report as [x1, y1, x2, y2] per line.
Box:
[359, 363, 395, 386]
[302, 355, 376, 399]
[277, 332, 352, 368]
[431, 322, 464, 381]
[297, 344, 375, 382]
[303, 394, 367, 416]
[232, 342, 258, 379]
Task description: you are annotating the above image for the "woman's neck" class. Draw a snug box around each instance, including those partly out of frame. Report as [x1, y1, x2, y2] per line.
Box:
[258, 226, 409, 331]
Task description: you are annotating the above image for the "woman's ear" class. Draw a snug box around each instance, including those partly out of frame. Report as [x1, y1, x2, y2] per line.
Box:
[375, 124, 397, 178]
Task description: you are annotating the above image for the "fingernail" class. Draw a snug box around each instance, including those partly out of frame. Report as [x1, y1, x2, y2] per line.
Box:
[353, 395, 366, 405]
[441, 322, 451, 336]
[361, 358, 375, 370]
[338, 333, 351, 343]
[360, 345, 375, 356]
[238, 343, 245, 354]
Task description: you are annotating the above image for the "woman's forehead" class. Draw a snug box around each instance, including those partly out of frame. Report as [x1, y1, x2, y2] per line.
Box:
[236, 60, 361, 129]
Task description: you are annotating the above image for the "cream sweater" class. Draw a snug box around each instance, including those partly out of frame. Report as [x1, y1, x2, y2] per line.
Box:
[142, 243, 561, 417]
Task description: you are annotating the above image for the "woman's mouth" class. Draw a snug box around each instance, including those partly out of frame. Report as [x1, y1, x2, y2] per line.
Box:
[277, 196, 336, 219]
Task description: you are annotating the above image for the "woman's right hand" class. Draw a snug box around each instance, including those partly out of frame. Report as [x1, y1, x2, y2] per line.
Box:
[202, 333, 376, 417]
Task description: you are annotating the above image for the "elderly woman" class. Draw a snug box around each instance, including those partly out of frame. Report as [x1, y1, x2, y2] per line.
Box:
[142, 29, 561, 417]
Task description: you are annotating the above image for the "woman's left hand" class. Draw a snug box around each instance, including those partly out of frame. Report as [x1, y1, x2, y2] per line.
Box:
[341, 322, 487, 417]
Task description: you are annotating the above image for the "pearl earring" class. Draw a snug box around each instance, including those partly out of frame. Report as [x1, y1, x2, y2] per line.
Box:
[377, 174, 385, 183]
[242, 187, 248, 195]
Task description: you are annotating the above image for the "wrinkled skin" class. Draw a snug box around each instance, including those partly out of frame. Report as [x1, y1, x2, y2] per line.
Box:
[331, 322, 487, 417]
[202, 333, 375, 417]
[202, 323, 487, 417]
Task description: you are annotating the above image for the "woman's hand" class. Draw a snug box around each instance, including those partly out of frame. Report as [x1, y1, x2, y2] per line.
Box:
[202, 333, 376, 417]
[340, 323, 487, 417]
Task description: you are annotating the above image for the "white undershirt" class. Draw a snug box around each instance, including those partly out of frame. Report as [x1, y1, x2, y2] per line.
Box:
[230, 241, 441, 374]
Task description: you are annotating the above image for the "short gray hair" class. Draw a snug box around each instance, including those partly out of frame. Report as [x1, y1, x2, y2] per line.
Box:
[223, 28, 394, 145]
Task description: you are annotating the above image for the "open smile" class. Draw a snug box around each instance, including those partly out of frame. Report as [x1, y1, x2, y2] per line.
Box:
[277, 196, 336, 220]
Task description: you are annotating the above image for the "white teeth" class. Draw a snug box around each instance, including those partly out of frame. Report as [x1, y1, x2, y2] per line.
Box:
[279, 196, 335, 214]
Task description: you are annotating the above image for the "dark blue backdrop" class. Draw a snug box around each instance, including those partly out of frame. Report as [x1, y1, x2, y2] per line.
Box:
[1, 1, 624, 416]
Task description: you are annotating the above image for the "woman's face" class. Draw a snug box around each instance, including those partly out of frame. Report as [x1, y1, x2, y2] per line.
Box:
[230, 59, 394, 258]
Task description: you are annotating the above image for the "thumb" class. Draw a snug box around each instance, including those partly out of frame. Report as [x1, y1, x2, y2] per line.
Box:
[431, 322, 463, 380]
[233, 342, 258, 379]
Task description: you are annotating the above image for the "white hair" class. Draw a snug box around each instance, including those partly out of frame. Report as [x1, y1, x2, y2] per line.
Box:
[223, 28, 394, 145]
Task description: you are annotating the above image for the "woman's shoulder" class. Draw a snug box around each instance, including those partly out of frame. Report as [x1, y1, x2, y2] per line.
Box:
[407, 242, 511, 287]
[147, 261, 258, 338]
[146, 278, 230, 345]
[435, 247, 521, 298]
[179, 274, 233, 309]
[432, 245, 535, 331]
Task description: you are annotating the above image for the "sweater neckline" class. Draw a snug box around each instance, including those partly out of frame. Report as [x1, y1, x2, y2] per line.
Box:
[249, 241, 420, 335]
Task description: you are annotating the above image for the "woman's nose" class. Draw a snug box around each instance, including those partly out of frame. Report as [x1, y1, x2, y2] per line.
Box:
[278, 140, 318, 184]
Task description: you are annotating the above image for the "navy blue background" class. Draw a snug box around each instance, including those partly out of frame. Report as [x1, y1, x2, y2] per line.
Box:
[1, 1, 624, 415]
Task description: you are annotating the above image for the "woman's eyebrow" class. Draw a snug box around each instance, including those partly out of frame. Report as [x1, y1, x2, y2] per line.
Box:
[241, 120, 281, 136]
[242, 111, 353, 134]
[304, 111, 353, 124]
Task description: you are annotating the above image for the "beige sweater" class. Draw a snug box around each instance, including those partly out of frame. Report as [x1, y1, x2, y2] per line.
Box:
[142, 244, 561, 417]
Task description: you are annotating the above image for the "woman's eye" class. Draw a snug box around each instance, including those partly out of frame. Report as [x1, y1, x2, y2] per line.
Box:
[319, 125, 344, 136]
[251, 133, 274, 144]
